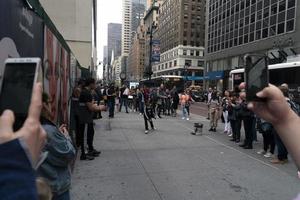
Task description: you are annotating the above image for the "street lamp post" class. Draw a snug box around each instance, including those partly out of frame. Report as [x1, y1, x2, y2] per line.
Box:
[183, 64, 190, 91]
[146, 22, 157, 80]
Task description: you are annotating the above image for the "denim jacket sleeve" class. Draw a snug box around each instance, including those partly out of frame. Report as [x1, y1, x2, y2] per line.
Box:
[43, 124, 76, 167]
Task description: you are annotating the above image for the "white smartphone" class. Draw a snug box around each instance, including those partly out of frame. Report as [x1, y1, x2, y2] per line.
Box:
[0, 57, 42, 131]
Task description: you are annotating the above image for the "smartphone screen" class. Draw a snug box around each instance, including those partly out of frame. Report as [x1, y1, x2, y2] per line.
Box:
[0, 62, 37, 130]
[245, 55, 269, 101]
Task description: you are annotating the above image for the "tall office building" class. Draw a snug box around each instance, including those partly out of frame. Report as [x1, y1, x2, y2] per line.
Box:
[107, 23, 122, 65]
[122, 0, 132, 56]
[152, 0, 206, 85]
[122, 0, 146, 56]
[205, 0, 300, 90]
[131, 2, 146, 39]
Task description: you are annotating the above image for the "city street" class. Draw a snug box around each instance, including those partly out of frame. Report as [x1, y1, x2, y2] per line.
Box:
[71, 111, 299, 200]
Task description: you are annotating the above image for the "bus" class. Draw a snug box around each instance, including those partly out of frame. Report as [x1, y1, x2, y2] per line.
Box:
[229, 61, 300, 103]
[140, 75, 184, 92]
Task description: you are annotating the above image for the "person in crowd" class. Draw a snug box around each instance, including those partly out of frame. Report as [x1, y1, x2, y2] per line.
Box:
[171, 86, 179, 117]
[0, 83, 46, 200]
[38, 93, 76, 200]
[246, 83, 300, 170]
[107, 83, 116, 118]
[185, 89, 194, 118]
[150, 88, 158, 117]
[143, 93, 156, 134]
[165, 89, 172, 116]
[222, 90, 231, 135]
[95, 83, 103, 118]
[233, 92, 242, 143]
[180, 90, 190, 120]
[256, 117, 275, 158]
[119, 84, 129, 113]
[78, 78, 106, 160]
[270, 86, 290, 164]
[238, 91, 255, 149]
[228, 92, 239, 141]
[208, 91, 220, 132]
[206, 87, 213, 120]
[157, 84, 167, 118]
[115, 87, 120, 112]
[138, 87, 145, 115]
[70, 79, 84, 147]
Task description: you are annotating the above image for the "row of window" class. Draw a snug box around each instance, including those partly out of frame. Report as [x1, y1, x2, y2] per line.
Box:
[207, 19, 295, 53]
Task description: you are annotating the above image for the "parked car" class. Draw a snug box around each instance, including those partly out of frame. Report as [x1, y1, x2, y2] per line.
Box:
[191, 90, 205, 102]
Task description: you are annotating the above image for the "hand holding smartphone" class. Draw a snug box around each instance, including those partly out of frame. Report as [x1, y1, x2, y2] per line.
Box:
[0, 58, 42, 131]
[244, 54, 269, 101]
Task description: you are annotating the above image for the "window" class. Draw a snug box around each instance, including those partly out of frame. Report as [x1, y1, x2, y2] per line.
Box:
[277, 23, 285, 34]
[185, 60, 192, 66]
[183, 50, 187, 55]
[174, 60, 177, 66]
[286, 20, 294, 32]
[198, 60, 204, 67]
[262, 28, 268, 38]
[288, 0, 296, 8]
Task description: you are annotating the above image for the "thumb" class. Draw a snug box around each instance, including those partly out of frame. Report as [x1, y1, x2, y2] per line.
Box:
[0, 110, 15, 134]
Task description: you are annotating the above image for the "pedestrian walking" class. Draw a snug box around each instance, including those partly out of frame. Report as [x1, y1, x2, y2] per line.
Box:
[107, 84, 116, 118]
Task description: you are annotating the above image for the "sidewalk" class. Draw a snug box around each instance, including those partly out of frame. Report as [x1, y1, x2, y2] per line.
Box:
[71, 111, 299, 200]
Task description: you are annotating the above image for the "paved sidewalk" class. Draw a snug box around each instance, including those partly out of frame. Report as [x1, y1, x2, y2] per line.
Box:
[71, 112, 299, 200]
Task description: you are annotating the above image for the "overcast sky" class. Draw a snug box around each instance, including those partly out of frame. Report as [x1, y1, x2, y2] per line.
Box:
[97, 0, 122, 62]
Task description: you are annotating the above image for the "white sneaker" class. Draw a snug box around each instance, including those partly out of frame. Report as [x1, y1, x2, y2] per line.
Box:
[264, 152, 273, 158]
[228, 134, 232, 137]
[182, 117, 185, 120]
[257, 149, 266, 155]
[186, 118, 190, 121]
[145, 130, 149, 134]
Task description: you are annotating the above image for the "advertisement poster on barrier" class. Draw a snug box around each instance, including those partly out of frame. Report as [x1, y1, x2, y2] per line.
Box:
[0, 0, 43, 72]
[44, 27, 70, 124]
[152, 40, 160, 62]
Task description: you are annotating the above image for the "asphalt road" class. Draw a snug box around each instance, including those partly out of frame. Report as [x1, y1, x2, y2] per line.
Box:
[71, 111, 299, 200]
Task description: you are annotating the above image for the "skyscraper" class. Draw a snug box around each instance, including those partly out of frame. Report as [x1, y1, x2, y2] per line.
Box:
[122, 0, 146, 56]
[107, 23, 122, 65]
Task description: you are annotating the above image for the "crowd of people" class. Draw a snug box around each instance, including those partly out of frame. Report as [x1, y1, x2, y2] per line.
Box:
[2, 77, 300, 199]
[205, 83, 299, 165]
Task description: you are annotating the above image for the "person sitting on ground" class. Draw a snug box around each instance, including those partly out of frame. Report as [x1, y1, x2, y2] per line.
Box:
[38, 93, 76, 200]
[0, 83, 46, 200]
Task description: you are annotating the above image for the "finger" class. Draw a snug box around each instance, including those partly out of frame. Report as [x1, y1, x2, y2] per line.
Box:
[27, 83, 43, 121]
[0, 110, 15, 133]
[256, 84, 278, 99]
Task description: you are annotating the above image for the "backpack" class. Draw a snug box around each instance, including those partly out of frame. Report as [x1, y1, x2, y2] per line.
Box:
[287, 99, 300, 116]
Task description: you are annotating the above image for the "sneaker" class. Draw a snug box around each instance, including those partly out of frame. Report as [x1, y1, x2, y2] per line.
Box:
[257, 149, 266, 155]
[208, 128, 213, 131]
[271, 158, 288, 164]
[182, 117, 185, 120]
[186, 118, 190, 121]
[152, 127, 156, 130]
[228, 134, 233, 137]
[80, 154, 94, 160]
[264, 152, 273, 158]
[88, 149, 101, 156]
[145, 130, 149, 134]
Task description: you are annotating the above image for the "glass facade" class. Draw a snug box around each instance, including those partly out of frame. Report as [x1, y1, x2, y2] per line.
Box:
[207, 0, 297, 53]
